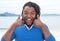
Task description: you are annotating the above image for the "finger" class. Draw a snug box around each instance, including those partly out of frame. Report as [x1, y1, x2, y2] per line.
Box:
[17, 15, 20, 19]
[37, 15, 40, 19]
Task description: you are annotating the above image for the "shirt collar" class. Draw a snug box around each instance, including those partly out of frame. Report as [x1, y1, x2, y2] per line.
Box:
[24, 24, 34, 30]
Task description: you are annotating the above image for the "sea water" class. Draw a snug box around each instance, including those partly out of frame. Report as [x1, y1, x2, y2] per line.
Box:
[0, 16, 60, 41]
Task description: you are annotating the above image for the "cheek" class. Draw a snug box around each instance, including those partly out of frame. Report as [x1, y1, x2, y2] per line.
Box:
[31, 14, 36, 19]
[22, 14, 27, 20]
[22, 14, 27, 18]
[31, 13, 37, 19]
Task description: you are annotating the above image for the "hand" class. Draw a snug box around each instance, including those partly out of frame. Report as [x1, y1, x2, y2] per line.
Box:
[33, 15, 43, 27]
[13, 15, 24, 27]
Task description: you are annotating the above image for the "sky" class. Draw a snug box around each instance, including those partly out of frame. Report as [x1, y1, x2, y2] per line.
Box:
[0, 0, 60, 15]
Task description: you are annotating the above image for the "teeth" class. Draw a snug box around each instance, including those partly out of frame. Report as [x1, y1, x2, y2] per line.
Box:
[27, 19, 31, 20]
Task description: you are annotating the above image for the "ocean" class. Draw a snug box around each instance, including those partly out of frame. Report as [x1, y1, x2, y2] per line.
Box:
[0, 16, 60, 41]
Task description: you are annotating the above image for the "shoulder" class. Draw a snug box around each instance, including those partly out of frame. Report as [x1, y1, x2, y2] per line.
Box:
[15, 24, 25, 29]
[33, 24, 49, 31]
[33, 24, 48, 29]
[13, 24, 26, 32]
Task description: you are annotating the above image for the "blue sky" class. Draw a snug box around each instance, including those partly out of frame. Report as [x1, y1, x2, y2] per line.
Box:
[0, 0, 60, 15]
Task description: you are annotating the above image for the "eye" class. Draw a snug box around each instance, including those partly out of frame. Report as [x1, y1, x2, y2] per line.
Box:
[31, 12, 36, 15]
[24, 13, 27, 14]
[24, 12, 27, 15]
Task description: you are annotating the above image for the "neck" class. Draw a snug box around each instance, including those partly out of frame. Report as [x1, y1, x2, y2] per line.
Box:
[24, 24, 33, 30]
[27, 25, 31, 28]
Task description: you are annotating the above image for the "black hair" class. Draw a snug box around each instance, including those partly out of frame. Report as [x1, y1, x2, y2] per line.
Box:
[22, 2, 40, 17]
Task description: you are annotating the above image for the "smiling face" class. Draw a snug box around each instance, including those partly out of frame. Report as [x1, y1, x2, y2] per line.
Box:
[22, 6, 37, 27]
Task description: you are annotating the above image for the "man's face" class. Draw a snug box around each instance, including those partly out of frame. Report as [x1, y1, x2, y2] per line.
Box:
[22, 6, 36, 26]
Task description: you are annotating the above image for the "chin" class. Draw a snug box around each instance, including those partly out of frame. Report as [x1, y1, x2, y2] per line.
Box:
[26, 23, 33, 26]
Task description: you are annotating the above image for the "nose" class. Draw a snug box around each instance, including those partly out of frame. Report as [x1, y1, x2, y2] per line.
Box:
[27, 14, 31, 18]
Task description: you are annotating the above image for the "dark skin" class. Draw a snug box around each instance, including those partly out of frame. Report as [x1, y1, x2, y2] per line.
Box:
[22, 6, 36, 28]
[3, 6, 50, 41]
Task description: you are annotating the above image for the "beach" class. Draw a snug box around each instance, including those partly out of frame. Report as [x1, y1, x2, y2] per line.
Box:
[0, 16, 60, 41]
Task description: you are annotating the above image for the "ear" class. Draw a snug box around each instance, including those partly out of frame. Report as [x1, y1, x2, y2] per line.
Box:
[36, 14, 38, 19]
[37, 15, 40, 19]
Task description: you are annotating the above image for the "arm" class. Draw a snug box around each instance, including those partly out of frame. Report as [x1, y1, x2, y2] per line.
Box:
[34, 15, 55, 41]
[1, 16, 24, 41]
[3, 23, 17, 41]
[41, 24, 56, 41]
[39, 24, 50, 39]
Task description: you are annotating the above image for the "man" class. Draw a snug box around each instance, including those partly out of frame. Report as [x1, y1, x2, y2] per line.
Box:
[1, 2, 55, 41]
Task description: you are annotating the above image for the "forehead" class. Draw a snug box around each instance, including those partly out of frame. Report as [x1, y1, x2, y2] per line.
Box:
[23, 6, 35, 12]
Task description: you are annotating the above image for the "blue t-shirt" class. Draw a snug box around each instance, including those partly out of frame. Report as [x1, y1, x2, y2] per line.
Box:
[1, 24, 55, 41]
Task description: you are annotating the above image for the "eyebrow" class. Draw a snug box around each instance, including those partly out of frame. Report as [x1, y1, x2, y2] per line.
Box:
[23, 10, 36, 12]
